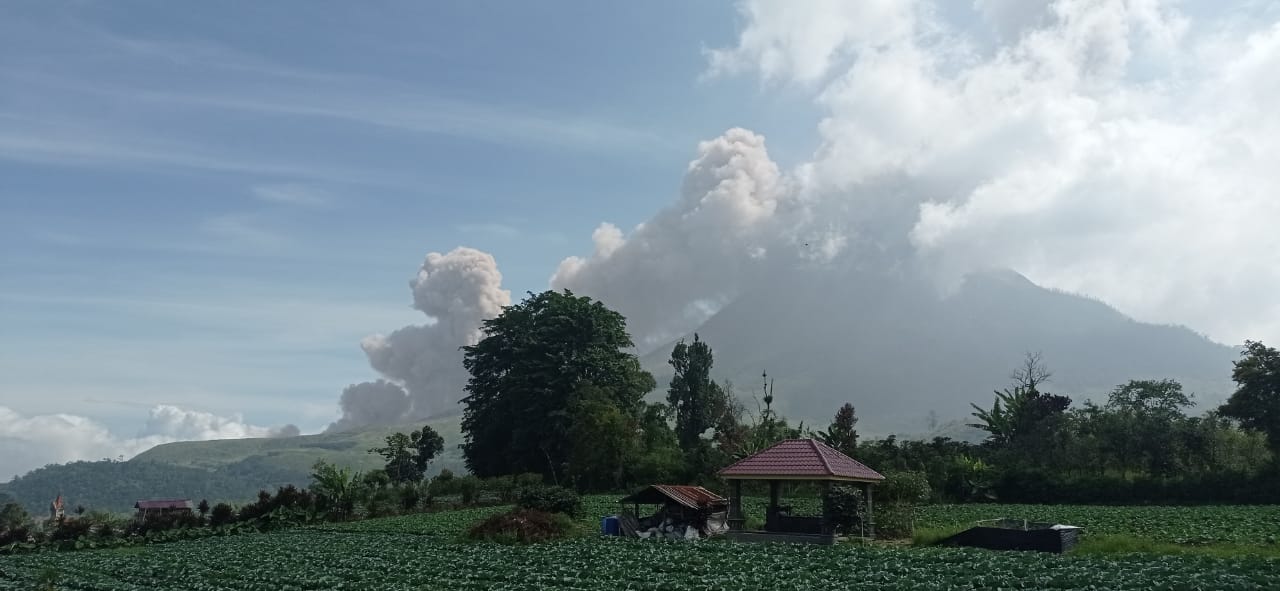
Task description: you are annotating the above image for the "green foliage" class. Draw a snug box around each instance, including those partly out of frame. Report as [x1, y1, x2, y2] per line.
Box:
[567, 384, 641, 492]
[820, 485, 864, 536]
[1220, 340, 1280, 453]
[309, 460, 366, 520]
[879, 471, 932, 506]
[816, 403, 858, 458]
[969, 386, 1071, 446]
[516, 485, 581, 517]
[667, 334, 729, 477]
[0, 503, 30, 531]
[411, 425, 445, 475]
[370, 432, 420, 483]
[460, 289, 655, 482]
[628, 404, 685, 485]
[208, 503, 235, 528]
[369, 425, 443, 485]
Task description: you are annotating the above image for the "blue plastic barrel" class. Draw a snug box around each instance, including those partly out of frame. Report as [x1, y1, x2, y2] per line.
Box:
[601, 515, 620, 536]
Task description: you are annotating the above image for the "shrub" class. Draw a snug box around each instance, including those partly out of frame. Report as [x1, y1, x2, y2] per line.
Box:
[209, 503, 236, 528]
[880, 471, 932, 505]
[397, 484, 423, 512]
[875, 504, 918, 539]
[822, 485, 865, 536]
[466, 509, 575, 544]
[517, 485, 581, 517]
[362, 487, 399, 519]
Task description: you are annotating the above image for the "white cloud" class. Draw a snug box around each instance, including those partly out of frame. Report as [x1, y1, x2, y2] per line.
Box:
[553, 0, 1280, 349]
[252, 183, 333, 208]
[0, 405, 288, 481]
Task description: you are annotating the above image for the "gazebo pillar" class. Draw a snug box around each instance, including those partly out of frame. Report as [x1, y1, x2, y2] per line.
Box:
[728, 480, 744, 531]
[767, 480, 781, 529]
[863, 482, 875, 539]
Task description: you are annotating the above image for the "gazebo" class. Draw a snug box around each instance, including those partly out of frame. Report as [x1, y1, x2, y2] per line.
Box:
[719, 438, 885, 544]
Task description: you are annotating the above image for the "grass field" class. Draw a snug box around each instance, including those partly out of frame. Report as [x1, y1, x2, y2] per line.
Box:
[3, 500, 1278, 590]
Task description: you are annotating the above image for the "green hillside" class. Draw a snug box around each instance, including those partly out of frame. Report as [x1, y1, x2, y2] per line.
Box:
[0, 416, 466, 514]
[133, 415, 465, 476]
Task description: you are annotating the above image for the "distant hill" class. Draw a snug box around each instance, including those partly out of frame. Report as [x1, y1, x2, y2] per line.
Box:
[0, 416, 465, 514]
[641, 269, 1238, 433]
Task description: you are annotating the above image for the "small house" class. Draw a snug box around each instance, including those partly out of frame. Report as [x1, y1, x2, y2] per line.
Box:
[613, 485, 729, 539]
[134, 498, 194, 519]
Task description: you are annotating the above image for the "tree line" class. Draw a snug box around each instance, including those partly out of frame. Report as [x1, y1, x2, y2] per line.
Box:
[457, 289, 1280, 504]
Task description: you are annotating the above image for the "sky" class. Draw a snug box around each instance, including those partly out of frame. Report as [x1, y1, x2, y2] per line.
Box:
[3, 0, 1279, 479]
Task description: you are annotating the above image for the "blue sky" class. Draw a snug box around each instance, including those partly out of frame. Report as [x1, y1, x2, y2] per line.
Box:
[0, 1, 823, 435]
[4, 1, 1279, 477]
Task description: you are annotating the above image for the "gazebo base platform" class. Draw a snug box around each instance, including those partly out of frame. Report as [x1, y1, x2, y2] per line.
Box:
[726, 531, 838, 545]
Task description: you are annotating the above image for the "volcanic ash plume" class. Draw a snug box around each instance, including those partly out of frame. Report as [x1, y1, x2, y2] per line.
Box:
[329, 247, 511, 431]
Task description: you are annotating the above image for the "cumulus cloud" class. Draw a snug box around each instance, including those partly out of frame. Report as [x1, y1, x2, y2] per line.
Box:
[555, 0, 1280, 348]
[0, 405, 286, 480]
[330, 247, 511, 429]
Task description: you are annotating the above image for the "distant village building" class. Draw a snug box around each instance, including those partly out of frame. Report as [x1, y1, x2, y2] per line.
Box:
[49, 494, 65, 521]
[134, 499, 194, 519]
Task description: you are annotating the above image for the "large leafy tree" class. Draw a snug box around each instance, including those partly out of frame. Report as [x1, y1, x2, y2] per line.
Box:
[667, 334, 728, 476]
[460, 289, 656, 481]
[369, 424, 444, 484]
[371, 433, 419, 483]
[1101, 379, 1194, 475]
[817, 403, 859, 458]
[411, 425, 445, 475]
[567, 384, 641, 492]
[1220, 341, 1280, 454]
[970, 355, 1071, 447]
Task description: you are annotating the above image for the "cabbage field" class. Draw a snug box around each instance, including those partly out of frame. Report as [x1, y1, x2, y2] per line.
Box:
[916, 504, 1280, 546]
[2, 529, 1277, 591]
[2, 501, 1278, 590]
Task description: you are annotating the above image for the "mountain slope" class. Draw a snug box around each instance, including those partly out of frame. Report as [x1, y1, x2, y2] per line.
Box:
[642, 269, 1237, 433]
[0, 416, 465, 514]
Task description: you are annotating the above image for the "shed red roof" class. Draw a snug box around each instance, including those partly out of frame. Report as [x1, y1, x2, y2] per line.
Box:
[619, 485, 727, 509]
[718, 439, 885, 482]
[134, 499, 193, 510]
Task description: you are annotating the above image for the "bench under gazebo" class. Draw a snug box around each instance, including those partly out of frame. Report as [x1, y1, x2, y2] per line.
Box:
[719, 438, 885, 544]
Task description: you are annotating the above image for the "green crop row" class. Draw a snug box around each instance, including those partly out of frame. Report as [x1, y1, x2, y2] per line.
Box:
[308, 505, 509, 538]
[587, 495, 1280, 546]
[2, 530, 1276, 591]
[916, 504, 1280, 545]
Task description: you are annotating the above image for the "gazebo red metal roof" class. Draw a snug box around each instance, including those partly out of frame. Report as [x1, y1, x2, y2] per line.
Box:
[619, 485, 728, 509]
[718, 438, 885, 482]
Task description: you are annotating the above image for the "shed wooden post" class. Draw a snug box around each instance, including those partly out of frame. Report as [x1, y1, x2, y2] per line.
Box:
[728, 480, 744, 531]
